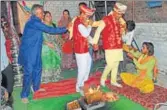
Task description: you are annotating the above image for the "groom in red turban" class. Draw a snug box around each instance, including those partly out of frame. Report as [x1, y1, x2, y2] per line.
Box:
[71, 5, 95, 95]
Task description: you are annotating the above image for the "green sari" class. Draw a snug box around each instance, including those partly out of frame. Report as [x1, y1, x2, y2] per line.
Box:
[41, 24, 62, 83]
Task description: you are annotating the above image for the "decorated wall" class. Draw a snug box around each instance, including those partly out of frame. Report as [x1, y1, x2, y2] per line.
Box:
[17, 1, 44, 33]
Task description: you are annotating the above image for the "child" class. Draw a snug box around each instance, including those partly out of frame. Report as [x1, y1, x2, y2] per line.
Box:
[122, 20, 136, 45]
[119, 20, 136, 73]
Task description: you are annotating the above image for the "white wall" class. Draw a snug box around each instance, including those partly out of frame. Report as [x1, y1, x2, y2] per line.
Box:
[44, 1, 89, 23]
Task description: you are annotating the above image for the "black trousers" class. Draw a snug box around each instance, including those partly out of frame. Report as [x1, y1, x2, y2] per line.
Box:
[118, 51, 133, 73]
[1, 64, 14, 96]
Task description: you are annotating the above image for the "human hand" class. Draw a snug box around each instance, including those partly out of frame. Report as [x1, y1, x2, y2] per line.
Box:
[67, 22, 72, 31]
[47, 43, 55, 49]
[123, 44, 130, 52]
[127, 53, 134, 59]
[88, 19, 94, 26]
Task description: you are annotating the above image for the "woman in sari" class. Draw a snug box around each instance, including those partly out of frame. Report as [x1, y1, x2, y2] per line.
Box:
[41, 11, 62, 83]
[121, 42, 158, 93]
[58, 9, 74, 70]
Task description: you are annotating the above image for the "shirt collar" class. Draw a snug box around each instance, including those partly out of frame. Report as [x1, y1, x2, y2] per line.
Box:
[30, 15, 41, 21]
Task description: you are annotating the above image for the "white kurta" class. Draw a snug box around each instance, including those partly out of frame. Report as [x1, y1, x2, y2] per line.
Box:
[122, 30, 134, 45]
[75, 24, 92, 92]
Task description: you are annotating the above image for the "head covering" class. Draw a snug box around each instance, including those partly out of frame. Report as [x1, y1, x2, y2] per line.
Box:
[113, 2, 127, 14]
[80, 5, 96, 16]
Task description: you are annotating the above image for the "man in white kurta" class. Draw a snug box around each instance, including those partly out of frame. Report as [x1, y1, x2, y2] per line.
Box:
[72, 5, 95, 95]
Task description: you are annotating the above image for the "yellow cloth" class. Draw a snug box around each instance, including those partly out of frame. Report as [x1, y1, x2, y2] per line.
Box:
[123, 44, 157, 79]
[105, 49, 123, 62]
[121, 73, 154, 93]
[101, 49, 123, 83]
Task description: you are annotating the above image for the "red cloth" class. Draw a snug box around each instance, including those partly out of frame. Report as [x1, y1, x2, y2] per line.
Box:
[101, 15, 122, 50]
[62, 41, 73, 54]
[5, 39, 13, 62]
[73, 17, 89, 53]
[33, 72, 102, 99]
[33, 78, 77, 99]
[62, 34, 73, 54]
[80, 5, 95, 16]
[107, 81, 167, 109]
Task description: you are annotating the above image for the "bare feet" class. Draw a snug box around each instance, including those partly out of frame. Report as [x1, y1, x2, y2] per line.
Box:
[21, 98, 29, 104]
[38, 88, 46, 92]
[4, 91, 9, 101]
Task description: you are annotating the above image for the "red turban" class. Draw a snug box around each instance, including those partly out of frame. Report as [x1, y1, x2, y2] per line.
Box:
[80, 5, 96, 16]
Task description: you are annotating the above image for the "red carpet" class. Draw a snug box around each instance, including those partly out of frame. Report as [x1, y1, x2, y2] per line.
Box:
[107, 81, 167, 109]
[33, 71, 167, 109]
[33, 72, 102, 99]
[33, 78, 77, 99]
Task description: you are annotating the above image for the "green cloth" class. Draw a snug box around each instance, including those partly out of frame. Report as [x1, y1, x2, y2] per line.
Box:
[129, 50, 156, 79]
[42, 24, 61, 70]
[13, 87, 146, 110]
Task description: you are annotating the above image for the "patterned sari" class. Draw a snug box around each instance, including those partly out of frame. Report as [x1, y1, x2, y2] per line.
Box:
[58, 16, 75, 69]
[41, 24, 63, 83]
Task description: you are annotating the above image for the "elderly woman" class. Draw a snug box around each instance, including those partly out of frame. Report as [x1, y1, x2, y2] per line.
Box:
[121, 42, 158, 93]
[18, 4, 67, 103]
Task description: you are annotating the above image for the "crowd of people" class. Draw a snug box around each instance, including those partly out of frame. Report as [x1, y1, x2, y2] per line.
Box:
[1, 1, 158, 108]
